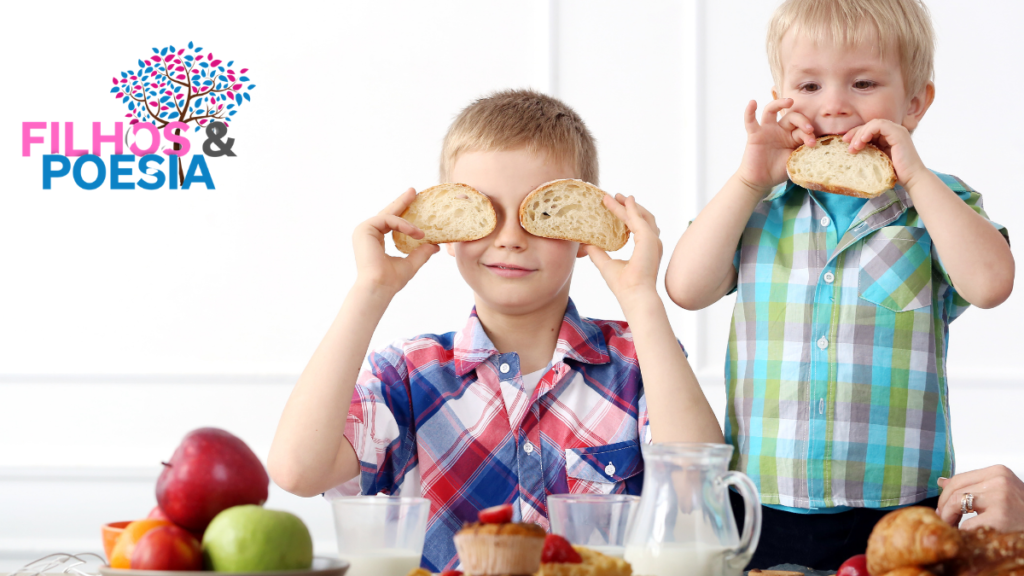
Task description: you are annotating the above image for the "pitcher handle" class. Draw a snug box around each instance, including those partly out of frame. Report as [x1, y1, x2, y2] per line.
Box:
[722, 471, 762, 571]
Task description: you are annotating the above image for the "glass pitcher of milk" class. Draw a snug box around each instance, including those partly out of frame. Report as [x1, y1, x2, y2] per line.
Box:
[623, 443, 761, 576]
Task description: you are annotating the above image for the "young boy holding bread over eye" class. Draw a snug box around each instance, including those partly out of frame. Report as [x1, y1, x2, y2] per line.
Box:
[665, 0, 1013, 569]
[269, 89, 723, 572]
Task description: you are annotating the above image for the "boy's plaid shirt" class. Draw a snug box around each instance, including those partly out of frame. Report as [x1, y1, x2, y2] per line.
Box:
[726, 171, 1008, 509]
[329, 299, 650, 572]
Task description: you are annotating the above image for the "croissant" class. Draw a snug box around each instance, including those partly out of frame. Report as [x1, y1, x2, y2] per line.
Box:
[867, 507, 962, 575]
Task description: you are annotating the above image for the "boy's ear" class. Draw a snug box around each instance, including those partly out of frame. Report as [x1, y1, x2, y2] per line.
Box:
[902, 82, 935, 132]
[772, 87, 780, 100]
[445, 242, 456, 257]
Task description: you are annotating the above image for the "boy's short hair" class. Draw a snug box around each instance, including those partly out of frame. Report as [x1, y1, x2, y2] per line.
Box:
[767, 0, 935, 98]
[440, 89, 599, 185]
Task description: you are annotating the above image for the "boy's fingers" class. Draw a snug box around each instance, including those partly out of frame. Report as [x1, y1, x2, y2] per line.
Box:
[368, 214, 423, 238]
[602, 194, 629, 222]
[403, 243, 440, 272]
[380, 187, 417, 216]
[743, 100, 760, 134]
[624, 196, 658, 236]
[760, 98, 793, 126]
[779, 111, 816, 147]
[585, 244, 612, 269]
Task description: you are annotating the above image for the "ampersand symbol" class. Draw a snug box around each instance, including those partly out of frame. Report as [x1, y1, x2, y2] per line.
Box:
[203, 121, 236, 157]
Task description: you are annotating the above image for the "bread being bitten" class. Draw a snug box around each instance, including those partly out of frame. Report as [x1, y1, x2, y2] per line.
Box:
[787, 134, 897, 198]
[392, 183, 497, 254]
[866, 507, 961, 576]
[519, 179, 630, 252]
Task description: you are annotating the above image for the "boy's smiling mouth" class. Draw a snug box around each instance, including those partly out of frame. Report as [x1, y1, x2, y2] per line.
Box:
[484, 262, 536, 278]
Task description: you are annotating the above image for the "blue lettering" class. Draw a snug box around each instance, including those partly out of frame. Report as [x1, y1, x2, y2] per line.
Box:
[43, 155, 71, 189]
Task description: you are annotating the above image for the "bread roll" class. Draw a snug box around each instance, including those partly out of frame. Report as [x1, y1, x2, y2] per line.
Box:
[392, 183, 497, 254]
[787, 134, 897, 198]
[519, 179, 630, 251]
[866, 507, 961, 576]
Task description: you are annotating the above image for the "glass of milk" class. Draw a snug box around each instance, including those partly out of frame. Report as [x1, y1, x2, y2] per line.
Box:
[330, 495, 429, 576]
[547, 494, 640, 558]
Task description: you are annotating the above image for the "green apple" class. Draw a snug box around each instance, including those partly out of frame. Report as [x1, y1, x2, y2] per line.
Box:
[202, 505, 313, 572]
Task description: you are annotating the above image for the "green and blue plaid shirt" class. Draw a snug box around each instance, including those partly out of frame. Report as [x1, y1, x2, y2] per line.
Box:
[725, 171, 1008, 509]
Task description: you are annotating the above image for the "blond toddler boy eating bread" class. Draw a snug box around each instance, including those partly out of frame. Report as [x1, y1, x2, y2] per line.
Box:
[665, 0, 1013, 569]
[269, 89, 723, 573]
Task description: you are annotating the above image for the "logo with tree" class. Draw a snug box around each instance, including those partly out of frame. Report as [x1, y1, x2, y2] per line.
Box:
[111, 41, 254, 185]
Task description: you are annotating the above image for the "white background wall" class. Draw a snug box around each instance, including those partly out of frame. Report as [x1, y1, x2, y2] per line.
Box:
[1, 0, 1020, 570]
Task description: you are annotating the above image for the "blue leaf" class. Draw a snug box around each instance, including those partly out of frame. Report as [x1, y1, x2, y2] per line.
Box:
[185, 55, 194, 61]
[240, 76, 249, 82]
[248, 84, 255, 90]
[203, 80, 212, 86]
[227, 104, 234, 110]
[138, 59, 144, 67]
[110, 86, 119, 93]
[229, 110, 237, 116]
[145, 67, 153, 73]
[218, 66, 225, 72]
[227, 60, 234, 67]
[196, 110, 205, 115]
[195, 126, 201, 132]
[160, 96, 170, 103]
[169, 45, 175, 52]
[122, 96, 129, 103]
[160, 47, 167, 55]
[152, 47, 159, 54]
[219, 75, 227, 81]
[169, 112, 179, 119]
[201, 70, 207, 78]
[235, 93, 242, 104]
[129, 102, 135, 110]
[195, 47, 203, 53]
[243, 93, 250, 102]
[160, 112, 168, 118]
[188, 41, 194, 49]
[199, 61, 209, 68]
[121, 71, 127, 78]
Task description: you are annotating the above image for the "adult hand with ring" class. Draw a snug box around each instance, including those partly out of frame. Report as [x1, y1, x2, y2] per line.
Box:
[936, 465, 1024, 531]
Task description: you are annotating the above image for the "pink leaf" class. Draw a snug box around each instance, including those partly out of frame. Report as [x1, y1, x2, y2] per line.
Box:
[232, 83, 242, 90]
[125, 113, 131, 117]
[223, 121, 228, 127]
[199, 119, 207, 125]
[207, 53, 213, 61]
[145, 60, 151, 66]
[176, 94, 184, 100]
[150, 101, 157, 107]
[177, 48, 184, 55]
[112, 77, 118, 85]
[228, 75, 235, 82]
[240, 68, 248, 74]
[151, 71, 158, 77]
[161, 106, 168, 111]
[177, 74, 185, 80]
[129, 119, 139, 125]
[120, 78, 127, 83]
[211, 59, 222, 67]
[218, 104, 224, 110]
[130, 75, 137, 80]
[192, 86, 198, 93]
[115, 92, 123, 98]
[227, 91, 234, 100]
[152, 55, 162, 62]
[227, 69, 234, 74]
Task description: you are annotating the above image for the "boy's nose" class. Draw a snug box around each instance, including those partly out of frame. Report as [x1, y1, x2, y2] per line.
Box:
[492, 213, 528, 250]
[820, 88, 851, 117]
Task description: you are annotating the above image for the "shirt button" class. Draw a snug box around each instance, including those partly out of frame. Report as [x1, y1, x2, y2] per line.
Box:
[819, 398, 825, 414]
[824, 272, 835, 284]
[524, 442, 534, 454]
[499, 363, 510, 374]
[605, 463, 616, 476]
[817, 337, 829, 350]
[820, 216, 831, 227]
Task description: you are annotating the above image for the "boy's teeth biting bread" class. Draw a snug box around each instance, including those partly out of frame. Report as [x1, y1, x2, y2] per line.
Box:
[519, 179, 630, 252]
[787, 134, 897, 199]
[392, 183, 497, 254]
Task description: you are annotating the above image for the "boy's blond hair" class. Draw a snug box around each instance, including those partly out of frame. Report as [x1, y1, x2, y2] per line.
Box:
[440, 89, 599, 185]
[767, 0, 935, 98]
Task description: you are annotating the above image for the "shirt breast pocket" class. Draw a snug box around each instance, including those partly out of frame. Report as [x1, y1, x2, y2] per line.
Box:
[565, 440, 644, 495]
[858, 226, 933, 312]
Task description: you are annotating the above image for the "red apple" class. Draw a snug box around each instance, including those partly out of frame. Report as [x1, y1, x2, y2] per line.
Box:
[130, 525, 202, 571]
[156, 427, 269, 532]
[147, 505, 170, 521]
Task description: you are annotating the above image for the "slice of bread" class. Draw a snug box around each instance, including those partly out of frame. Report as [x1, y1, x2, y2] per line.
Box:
[519, 179, 630, 251]
[392, 183, 497, 254]
[787, 134, 897, 198]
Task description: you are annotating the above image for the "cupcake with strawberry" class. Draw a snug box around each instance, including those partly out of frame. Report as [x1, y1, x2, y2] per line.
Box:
[453, 504, 546, 575]
[536, 534, 632, 576]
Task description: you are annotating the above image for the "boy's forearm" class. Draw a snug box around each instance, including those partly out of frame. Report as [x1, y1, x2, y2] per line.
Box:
[904, 171, 1014, 308]
[665, 173, 766, 310]
[619, 290, 724, 444]
[268, 281, 395, 496]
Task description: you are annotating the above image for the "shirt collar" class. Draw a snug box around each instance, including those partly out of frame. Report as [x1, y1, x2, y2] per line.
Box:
[453, 298, 610, 377]
[766, 180, 912, 226]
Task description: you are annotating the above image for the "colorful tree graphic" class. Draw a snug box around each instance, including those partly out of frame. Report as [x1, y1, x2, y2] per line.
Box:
[111, 41, 255, 184]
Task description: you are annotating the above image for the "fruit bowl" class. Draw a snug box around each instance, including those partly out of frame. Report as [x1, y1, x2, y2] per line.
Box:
[98, 556, 349, 576]
[102, 521, 133, 563]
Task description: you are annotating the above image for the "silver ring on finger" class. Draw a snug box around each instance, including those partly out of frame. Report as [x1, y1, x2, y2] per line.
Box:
[961, 492, 975, 515]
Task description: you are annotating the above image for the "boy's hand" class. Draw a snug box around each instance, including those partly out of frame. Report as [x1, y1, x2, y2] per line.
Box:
[843, 120, 927, 187]
[736, 98, 817, 196]
[352, 188, 440, 295]
[586, 194, 662, 306]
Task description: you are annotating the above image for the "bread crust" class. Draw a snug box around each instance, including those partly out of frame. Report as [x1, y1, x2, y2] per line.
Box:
[393, 183, 497, 254]
[518, 179, 630, 251]
[786, 135, 897, 199]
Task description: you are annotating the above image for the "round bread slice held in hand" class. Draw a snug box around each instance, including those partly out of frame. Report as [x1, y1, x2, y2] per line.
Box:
[787, 134, 897, 199]
[519, 179, 630, 251]
[392, 183, 497, 254]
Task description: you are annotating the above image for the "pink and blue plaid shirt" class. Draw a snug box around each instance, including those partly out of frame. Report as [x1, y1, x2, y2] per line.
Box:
[328, 299, 650, 572]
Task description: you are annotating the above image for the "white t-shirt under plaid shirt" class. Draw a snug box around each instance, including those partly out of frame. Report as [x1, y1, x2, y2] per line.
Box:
[725, 171, 1009, 510]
